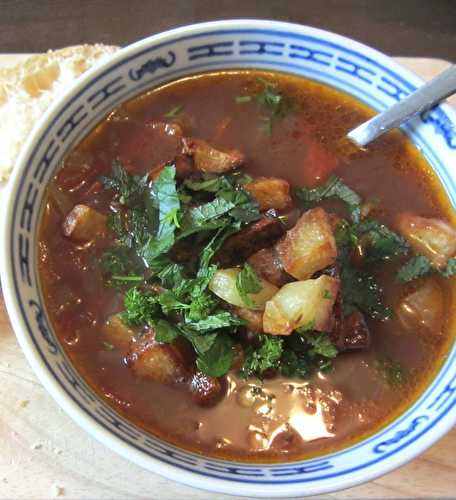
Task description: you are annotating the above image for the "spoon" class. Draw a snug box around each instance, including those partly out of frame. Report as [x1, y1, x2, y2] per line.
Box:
[347, 64, 456, 147]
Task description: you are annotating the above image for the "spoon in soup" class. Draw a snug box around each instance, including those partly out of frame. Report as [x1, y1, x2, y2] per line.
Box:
[347, 64, 456, 147]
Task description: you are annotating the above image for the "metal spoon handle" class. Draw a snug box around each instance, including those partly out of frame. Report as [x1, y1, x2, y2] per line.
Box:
[347, 64, 456, 147]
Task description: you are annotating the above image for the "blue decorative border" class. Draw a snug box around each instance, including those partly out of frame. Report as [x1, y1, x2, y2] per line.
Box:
[5, 25, 456, 492]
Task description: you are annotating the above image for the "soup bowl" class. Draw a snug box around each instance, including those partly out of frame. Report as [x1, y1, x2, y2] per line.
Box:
[1, 19, 456, 497]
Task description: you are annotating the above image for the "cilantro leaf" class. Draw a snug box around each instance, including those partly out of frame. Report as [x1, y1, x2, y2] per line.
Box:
[156, 263, 187, 289]
[218, 188, 260, 223]
[181, 197, 235, 231]
[236, 263, 262, 307]
[397, 255, 432, 282]
[340, 263, 391, 320]
[356, 219, 409, 262]
[183, 176, 228, 193]
[101, 247, 131, 276]
[296, 176, 362, 223]
[186, 311, 244, 332]
[196, 334, 234, 377]
[154, 319, 181, 343]
[141, 165, 180, 266]
[101, 161, 148, 207]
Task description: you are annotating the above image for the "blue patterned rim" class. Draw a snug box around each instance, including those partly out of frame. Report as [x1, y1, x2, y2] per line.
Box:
[1, 20, 455, 497]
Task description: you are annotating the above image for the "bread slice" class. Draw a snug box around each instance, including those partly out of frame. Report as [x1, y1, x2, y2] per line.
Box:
[0, 44, 119, 181]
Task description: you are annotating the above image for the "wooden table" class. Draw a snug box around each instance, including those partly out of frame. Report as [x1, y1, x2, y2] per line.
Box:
[1, 25, 456, 500]
[0, 0, 455, 59]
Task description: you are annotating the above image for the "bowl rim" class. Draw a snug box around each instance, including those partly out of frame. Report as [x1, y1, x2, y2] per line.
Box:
[1, 18, 455, 498]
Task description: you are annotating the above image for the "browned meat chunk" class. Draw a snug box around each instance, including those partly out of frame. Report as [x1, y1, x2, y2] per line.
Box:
[62, 204, 107, 243]
[248, 247, 291, 287]
[148, 154, 195, 181]
[189, 371, 225, 407]
[103, 314, 135, 354]
[127, 333, 188, 384]
[331, 310, 371, 351]
[276, 207, 337, 280]
[245, 177, 292, 211]
[182, 137, 244, 173]
[233, 307, 263, 334]
[216, 216, 285, 266]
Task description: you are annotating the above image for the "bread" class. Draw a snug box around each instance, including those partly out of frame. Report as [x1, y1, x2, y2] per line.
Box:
[0, 44, 119, 181]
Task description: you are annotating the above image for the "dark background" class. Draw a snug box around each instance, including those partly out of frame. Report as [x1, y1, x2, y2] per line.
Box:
[0, 0, 455, 60]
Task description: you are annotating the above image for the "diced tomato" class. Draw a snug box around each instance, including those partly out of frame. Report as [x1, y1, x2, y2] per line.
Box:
[301, 140, 338, 187]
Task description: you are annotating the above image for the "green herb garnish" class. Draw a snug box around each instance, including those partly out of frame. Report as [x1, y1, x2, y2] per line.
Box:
[236, 263, 262, 307]
[376, 357, 408, 386]
[296, 175, 362, 223]
[163, 105, 183, 118]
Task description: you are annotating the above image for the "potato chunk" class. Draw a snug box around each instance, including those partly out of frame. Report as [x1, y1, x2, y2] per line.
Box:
[182, 137, 244, 173]
[263, 275, 340, 335]
[209, 268, 278, 310]
[62, 204, 107, 243]
[245, 177, 292, 211]
[276, 207, 337, 280]
[127, 334, 187, 384]
[103, 314, 135, 353]
[396, 212, 456, 268]
[396, 279, 444, 334]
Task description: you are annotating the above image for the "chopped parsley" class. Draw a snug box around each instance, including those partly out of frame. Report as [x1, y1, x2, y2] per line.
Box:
[335, 220, 392, 321]
[240, 331, 337, 379]
[240, 335, 284, 378]
[235, 78, 293, 134]
[397, 255, 456, 282]
[296, 175, 362, 223]
[376, 357, 408, 386]
[236, 263, 262, 307]
[163, 104, 183, 118]
[397, 255, 433, 282]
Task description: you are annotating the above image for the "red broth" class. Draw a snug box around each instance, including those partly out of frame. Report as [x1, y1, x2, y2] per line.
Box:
[38, 71, 456, 461]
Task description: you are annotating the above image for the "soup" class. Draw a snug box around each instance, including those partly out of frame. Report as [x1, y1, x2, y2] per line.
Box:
[38, 71, 456, 461]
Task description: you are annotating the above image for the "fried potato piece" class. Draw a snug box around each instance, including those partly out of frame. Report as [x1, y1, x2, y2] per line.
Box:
[127, 334, 187, 384]
[396, 279, 444, 334]
[62, 204, 107, 243]
[263, 275, 340, 335]
[103, 314, 135, 354]
[182, 137, 244, 173]
[396, 212, 456, 268]
[245, 176, 292, 211]
[276, 207, 337, 280]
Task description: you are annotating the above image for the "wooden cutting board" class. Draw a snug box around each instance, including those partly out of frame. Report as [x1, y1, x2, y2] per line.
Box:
[0, 56, 455, 500]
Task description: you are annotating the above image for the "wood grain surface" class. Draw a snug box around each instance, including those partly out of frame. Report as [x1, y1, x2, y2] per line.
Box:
[0, 57, 455, 500]
[0, 0, 455, 60]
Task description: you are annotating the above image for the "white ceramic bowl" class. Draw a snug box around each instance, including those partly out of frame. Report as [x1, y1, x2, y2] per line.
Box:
[1, 20, 456, 498]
